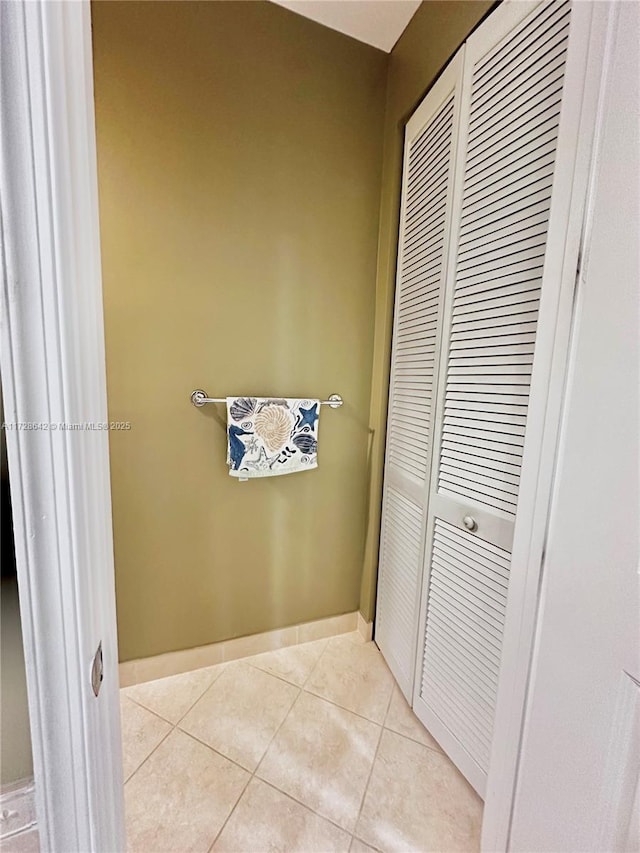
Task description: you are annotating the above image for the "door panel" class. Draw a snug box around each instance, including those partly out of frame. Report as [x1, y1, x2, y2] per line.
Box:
[375, 50, 464, 700]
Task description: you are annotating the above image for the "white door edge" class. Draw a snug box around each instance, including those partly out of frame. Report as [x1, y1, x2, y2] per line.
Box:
[0, 2, 125, 850]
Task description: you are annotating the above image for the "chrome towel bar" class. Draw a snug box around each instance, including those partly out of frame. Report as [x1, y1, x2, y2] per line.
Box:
[190, 390, 343, 409]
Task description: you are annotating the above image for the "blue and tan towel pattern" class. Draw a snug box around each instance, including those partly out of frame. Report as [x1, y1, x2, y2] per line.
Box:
[226, 397, 320, 479]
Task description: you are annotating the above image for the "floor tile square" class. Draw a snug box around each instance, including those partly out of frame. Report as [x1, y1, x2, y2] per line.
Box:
[213, 777, 350, 852]
[257, 691, 381, 832]
[247, 638, 327, 686]
[305, 637, 394, 723]
[384, 684, 442, 751]
[125, 728, 249, 852]
[179, 661, 299, 771]
[355, 729, 482, 852]
[122, 664, 225, 724]
[120, 695, 171, 781]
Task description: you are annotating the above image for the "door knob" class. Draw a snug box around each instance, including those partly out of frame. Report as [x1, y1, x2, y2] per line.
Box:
[463, 515, 478, 532]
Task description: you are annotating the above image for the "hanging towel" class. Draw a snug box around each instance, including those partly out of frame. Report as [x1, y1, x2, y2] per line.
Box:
[226, 397, 320, 479]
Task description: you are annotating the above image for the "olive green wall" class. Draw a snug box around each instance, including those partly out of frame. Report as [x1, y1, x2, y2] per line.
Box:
[360, 0, 495, 621]
[92, 1, 387, 661]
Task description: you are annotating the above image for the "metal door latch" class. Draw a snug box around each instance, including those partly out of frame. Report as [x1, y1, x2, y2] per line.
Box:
[91, 641, 103, 697]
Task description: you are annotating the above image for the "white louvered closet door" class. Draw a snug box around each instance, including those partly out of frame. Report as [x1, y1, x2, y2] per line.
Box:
[412, 0, 574, 795]
[375, 50, 464, 699]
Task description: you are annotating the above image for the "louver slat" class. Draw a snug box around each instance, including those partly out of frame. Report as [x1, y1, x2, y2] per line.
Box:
[376, 56, 462, 700]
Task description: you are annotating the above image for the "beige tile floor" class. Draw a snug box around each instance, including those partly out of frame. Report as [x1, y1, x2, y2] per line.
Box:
[121, 631, 482, 852]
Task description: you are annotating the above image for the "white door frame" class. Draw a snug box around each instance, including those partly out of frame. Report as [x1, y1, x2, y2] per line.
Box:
[0, 1, 125, 850]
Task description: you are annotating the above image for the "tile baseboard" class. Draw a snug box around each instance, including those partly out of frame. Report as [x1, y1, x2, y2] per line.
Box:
[119, 611, 359, 687]
[0, 777, 37, 840]
[357, 611, 373, 642]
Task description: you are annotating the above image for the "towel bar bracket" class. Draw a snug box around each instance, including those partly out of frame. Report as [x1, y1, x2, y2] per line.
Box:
[190, 390, 343, 409]
[191, 389, 211, 407]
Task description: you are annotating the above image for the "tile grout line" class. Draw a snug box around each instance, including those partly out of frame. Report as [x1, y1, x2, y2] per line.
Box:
[350, 833, 384, 853]
[247, 639, 391, 838]
[123, 666, 225, 729]
[122, 671, 228, 793]
[382, 684, 395, 729]
[119, 625, 357, 691]
[174, 726, 256, 776]
[247, 637, 392, 837]
[251, 687, 380, 838]
[163, 726, 254, 853]
[301, 636, 332, 689]
[171, 634, 334, 777]
[301, 683, 390, 728]
[123, 633, 401, 848]
[200, 717, 471, 853]
[205, 770, 252, 853]
[125, 632, 352, 724]
[383, 723, 445, 755]
[120, 694, 178, 785]
[207, 747, 253, 853]
[244, 653, 323, 690]
[123, 672, 247, 847]
[127, 638, 383, 736]
[300, 634, 396, 726]
[244, 658, 300, 687]
[383, 681, 445, 755]
[173, 667, 228, 728]
[123, 724, 175, 787]
[206, 684, 304, 852]
[208, 640, 343, 848]
[350, 683, 396, 840]
[258, 775, 356, 841]
[121, 693, 177, 727]
[252, 686, 303, 778]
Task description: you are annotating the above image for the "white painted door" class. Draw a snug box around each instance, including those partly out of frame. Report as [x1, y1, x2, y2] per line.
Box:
[412, 0, 590, 796]
[509, 2, 640, 848]
[375, 50, 464, 699]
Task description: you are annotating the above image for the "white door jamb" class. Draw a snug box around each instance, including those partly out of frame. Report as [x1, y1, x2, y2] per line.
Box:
[0, 1, 125, 849]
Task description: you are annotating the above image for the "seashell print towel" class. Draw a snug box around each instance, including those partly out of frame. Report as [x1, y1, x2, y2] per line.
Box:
[226, 397, 320, 479]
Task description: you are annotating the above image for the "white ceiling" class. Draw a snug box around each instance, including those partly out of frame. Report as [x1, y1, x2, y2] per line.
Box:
[270, 0, 421, 53]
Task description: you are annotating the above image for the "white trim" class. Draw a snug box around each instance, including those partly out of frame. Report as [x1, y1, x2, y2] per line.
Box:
[0, 1, 125, 850]
[481, 2, 614, 848]
[119, 611, 359, 687]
